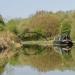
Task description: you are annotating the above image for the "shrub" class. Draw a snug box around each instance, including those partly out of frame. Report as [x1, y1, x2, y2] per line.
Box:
[61, 19, 71, 36]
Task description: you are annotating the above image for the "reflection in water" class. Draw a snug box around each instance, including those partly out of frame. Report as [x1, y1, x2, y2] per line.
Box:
[0, 42, 75, 74]
[22, 44, 47, 55]
[1, 64, 75, 75]
[53, 35, 74, 64]
[8, 44, 74, 71]
[11, 45, 63, 71]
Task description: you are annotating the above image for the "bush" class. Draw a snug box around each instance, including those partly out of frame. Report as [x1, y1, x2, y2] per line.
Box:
[61, 19, 71, 36]
[0, 15, 5, 31]
[6, 19, 21, 34]
[17, 11, 60, 40]
[0, 24, 4, 31]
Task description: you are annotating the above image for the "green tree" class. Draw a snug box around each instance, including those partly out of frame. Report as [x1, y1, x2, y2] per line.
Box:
[6, 19, 21, 34]
[0, 15, 5, 31]
[17, 11, 60, 40]
[61, 19, 71, 36]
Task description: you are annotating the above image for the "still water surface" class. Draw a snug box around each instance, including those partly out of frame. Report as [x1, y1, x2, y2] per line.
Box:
[0, 42, 75, 75]
[1, 64, 75, 75]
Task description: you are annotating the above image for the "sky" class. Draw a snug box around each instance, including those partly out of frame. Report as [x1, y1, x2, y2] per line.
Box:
[2, 65, 75, 75]
[0, 0, 75, 20]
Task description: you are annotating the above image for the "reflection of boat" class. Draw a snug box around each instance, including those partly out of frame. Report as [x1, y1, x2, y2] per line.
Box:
[53, 35, 73, 54]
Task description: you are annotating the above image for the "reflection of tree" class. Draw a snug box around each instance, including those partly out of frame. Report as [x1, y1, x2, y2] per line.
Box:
[0, 66, 5, 74]
[23, 48, 62, 71]
[22, 45, 52, 55]
[0, 58, 7, 74]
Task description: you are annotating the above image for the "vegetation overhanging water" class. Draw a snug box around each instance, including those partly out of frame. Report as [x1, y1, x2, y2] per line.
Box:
[0, 10, 75, 74]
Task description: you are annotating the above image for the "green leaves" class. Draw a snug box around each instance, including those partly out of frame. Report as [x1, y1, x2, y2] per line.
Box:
[0, 15, 5, 31]
[61, 19, 71, 36]
[6, 19, 21, 34]
[0, 24, 4, 31]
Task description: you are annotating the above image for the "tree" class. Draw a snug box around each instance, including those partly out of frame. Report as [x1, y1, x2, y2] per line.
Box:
[0, 15, 5, 31]
[17, 11, 60, 40]
[6, 19, 21, 34]
[61, 19, 72, 36]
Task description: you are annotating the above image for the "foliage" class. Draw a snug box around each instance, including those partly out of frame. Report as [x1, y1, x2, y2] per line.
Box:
[6, 19, 21, 34]
[0, 24, 4, 31]
[17, 11, 60, 40]
[0, 11, 74, 40]
[1, 11, 75, 73]
[0, 15, 5, 31]
[61, 19, 71, 36]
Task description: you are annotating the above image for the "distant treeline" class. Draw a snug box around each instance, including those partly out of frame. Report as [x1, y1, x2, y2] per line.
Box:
[0, 10, 75, 40]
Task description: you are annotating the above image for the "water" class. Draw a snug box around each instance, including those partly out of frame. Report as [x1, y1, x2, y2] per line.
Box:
[1, 64, 75, 75]
[0, 42, 75, 75]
